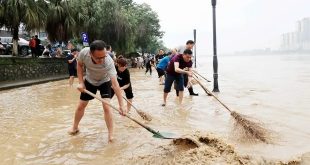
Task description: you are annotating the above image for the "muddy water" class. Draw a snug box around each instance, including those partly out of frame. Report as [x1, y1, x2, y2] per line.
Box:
[0, 54, 309, 164]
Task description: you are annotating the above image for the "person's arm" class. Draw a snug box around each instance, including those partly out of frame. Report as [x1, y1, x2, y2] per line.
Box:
[120, 70, 131, 90]
[107, 57, 125, 115]
[120, 84, 130, 90]
[187, 67, 193, 87]
[68, 56, 76, 63]
[111, 76, 125, 115]
[174, 62, 191, 76]
[76, 60, 85, 92]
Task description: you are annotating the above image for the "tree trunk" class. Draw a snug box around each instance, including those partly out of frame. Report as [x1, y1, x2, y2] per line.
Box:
[12, 27, 19, 56]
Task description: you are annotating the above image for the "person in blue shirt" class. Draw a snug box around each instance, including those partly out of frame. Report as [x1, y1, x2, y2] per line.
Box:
[156, 48, 177, 85]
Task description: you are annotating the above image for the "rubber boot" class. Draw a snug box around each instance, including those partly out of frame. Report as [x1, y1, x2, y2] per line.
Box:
[188, 87, 198, 96]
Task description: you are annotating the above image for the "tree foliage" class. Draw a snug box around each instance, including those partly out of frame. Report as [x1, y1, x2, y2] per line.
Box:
[0, 0, 46, 55]
[0, 0, 164, 55]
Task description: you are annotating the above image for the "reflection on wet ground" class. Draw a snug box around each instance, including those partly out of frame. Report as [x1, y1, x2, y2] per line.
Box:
[0, 54, 309, 164]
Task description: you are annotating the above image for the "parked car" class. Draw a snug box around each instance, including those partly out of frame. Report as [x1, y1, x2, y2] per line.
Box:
[0, 37, 30, 56]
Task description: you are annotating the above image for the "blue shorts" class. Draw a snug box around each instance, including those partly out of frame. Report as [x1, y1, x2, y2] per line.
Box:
[164, 74, 184, 93]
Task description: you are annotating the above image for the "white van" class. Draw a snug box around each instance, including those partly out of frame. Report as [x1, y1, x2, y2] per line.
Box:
[0, 37, 30, 56]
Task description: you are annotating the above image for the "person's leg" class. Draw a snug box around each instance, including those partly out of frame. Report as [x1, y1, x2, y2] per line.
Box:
[174, 81, 179, 96]
[159, 69, 165, 84]
[126, 99, 132, 112]
[102, 100, 114, 142]
[69, 76, 73, 87]
[184, 74, 198, 96]
[159, 76, 164, 84]
[69, 80, 96, 135]
[31, 48, 35, 57]
[125, 87, 134, 112]
[69, 76, 74, 86]
[163, 92, 168, 106]
[163, 74, 175, 106]
[156, 68, 161, 83]
[176, 75, 185, 104]
[68, 69, 74, 86]
[35, 48, 39, 57]
[188, 87, 198, 96]
[178, 91, 184, 104]
[145, 66, 149, 74]
[99, 81, 114, 142]
[70, 100, 89, 134]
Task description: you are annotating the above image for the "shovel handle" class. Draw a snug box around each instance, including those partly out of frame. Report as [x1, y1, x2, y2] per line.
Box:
[83, 89, 159, 135]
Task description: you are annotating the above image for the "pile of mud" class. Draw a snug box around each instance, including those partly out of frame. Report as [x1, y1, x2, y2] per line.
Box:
[128, 133, 301, 165]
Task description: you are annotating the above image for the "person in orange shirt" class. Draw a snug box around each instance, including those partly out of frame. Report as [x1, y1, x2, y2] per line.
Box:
[29, 36, 36, 57]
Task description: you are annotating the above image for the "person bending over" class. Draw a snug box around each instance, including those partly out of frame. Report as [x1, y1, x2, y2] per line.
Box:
[69, 40, 125, 143]
[162, 49, 193, 106]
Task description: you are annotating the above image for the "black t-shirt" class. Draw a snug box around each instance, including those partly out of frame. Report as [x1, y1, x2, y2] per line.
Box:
[146, 58, 154, 67]
[35, 38, 41, 47]
[66, 54, 76, 69]
[155, 54, 164, 63]
[116, 67, 131, 88]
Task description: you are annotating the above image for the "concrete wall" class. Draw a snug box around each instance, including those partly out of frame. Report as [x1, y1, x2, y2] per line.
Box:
[0, 57, 68, 82]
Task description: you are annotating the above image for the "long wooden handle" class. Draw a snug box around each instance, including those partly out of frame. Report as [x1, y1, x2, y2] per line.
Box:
[193, 70, 211, 82]
[192, 76, 232, 113]
[192, 75, 212, 96]
[83, 89, 159, 135]
[122, 96, 139, 110]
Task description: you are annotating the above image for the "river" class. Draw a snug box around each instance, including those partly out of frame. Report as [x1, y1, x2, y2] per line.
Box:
[0, 54, 309, 164]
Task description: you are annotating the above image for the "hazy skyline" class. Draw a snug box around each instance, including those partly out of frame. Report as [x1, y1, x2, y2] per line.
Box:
[134, 0, 310, 55]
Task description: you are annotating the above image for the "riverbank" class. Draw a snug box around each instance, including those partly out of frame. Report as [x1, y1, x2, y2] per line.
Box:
[0, 75, 68, 91]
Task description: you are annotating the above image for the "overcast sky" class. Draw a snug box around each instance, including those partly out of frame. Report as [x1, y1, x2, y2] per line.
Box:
[134, 0, 310, 55]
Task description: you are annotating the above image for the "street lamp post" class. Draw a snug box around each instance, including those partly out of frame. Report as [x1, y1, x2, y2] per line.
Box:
[212, 0, 219, 92]
[193, 29, 197, 68]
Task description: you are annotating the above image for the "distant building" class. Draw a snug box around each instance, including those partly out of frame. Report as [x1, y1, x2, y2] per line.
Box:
[281, 17, 310, 51]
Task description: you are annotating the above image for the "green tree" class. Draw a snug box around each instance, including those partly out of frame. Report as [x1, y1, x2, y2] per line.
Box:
[0, 0, 46, 56]
[133, 3, 163, 55]
[45, 0, 77, 43]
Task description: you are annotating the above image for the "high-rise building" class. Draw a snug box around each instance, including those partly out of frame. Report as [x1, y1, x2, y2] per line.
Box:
[281, 17, 310, 51]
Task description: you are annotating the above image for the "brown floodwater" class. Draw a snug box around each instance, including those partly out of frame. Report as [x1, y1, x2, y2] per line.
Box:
[0, 54, 309, 164]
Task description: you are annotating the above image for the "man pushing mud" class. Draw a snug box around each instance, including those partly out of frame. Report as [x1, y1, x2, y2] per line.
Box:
[68, 40, 125, 142]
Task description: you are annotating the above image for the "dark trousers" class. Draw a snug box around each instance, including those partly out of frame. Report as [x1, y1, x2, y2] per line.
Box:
[145, 65, 152, 75]
[31, 47, 36, 57]
[176, 74, 196, 96]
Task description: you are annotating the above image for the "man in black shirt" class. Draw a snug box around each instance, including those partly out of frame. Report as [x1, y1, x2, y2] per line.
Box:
[155, 49, 165, 65]
[34, 35, 41, 57]
[66, 48, 78, 86]
[111, 58, 134, 112]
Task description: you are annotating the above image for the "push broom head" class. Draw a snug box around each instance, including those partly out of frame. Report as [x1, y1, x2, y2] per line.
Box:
[136, 109, 152, 121]
[231, 111, 271, 143]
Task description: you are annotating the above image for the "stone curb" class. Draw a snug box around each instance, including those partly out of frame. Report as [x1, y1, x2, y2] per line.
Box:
[0, 75, 69, 91]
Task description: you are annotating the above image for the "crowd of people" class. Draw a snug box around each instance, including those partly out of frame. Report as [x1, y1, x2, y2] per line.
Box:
[65, 39, 200, 142]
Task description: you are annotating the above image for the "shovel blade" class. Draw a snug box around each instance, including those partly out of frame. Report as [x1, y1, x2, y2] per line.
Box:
[153, 132, 179, 139]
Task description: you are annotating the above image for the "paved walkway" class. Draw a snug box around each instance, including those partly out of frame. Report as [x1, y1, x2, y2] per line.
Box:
[0, 75, 68, 91]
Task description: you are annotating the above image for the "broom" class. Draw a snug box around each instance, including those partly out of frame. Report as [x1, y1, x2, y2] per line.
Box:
[192, 72, 270, 143]
[122, 96, 152, 121]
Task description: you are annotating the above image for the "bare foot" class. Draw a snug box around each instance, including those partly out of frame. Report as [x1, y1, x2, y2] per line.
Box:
[68, 129, 80, 135]
[108, 136, 114, 143]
